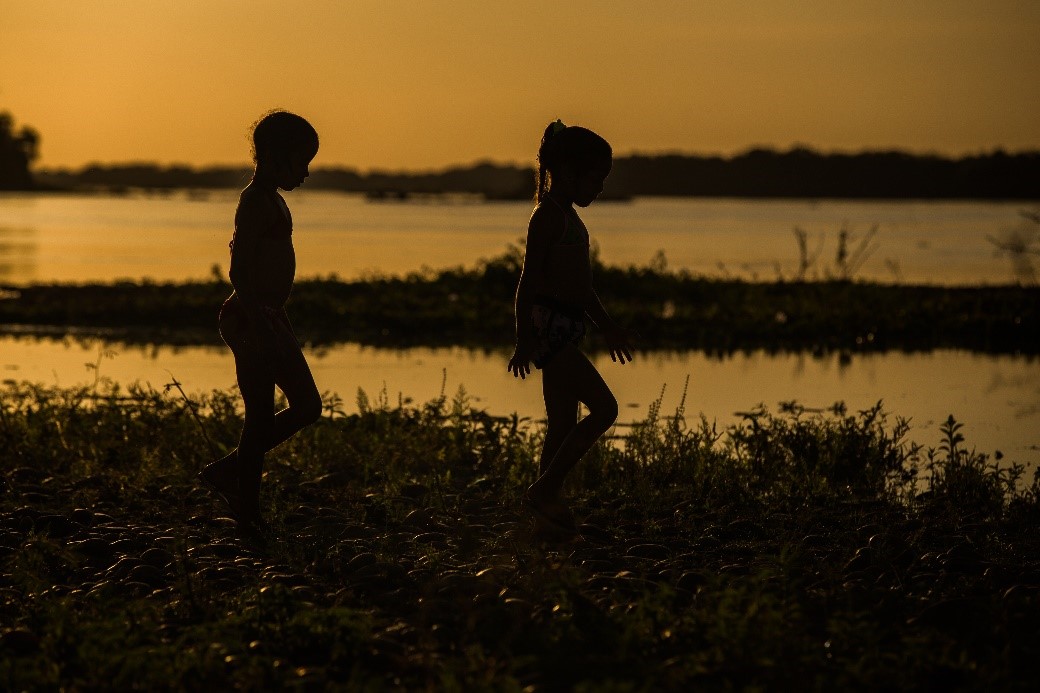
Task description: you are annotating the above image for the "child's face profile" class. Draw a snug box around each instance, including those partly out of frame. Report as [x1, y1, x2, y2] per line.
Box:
[573, 158, 612, 207]
[276, 146, 317, 191]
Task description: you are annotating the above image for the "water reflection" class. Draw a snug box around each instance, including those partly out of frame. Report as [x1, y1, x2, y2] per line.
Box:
[2, 335, 1037, 468]
[986, 214, 1040, 285]
[0, 226, 36, 282]
[0, 192, 1033, 285]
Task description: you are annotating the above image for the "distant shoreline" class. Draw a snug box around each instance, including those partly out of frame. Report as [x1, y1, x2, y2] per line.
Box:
[26, 147, 1040, 201]
[8, 187, 1040, 204]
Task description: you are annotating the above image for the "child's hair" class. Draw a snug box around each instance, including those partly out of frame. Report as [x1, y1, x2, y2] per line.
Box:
[536, 120, 612, 202]
[250, 110, 319, 164]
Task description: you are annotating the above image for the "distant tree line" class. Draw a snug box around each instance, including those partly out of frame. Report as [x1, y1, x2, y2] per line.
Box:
[31, 148, 1040, 200]
[606, 148, 1040, 199]
[0, 111, 39, 190]
[36, 161, 535, 199]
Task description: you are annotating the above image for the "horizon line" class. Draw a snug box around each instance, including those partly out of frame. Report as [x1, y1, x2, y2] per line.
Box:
[34, 144, 1040, 176]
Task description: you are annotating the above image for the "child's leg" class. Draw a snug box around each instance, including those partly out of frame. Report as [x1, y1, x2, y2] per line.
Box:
[265, 339, 323, 451]
[232, 337, 322, 516]
[203, 334, 319, 452]
[234, 356, 277, 520]
[528, 345, 618, 504]
[540, 373, 579, 476]
[201, 343, 319, 524]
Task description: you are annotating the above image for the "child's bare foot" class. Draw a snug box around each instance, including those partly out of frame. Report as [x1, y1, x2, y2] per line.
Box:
[522, 490, 577, 534]
[199, 468, 264, 528]
[200, 451, 237, 491]
[198, 453, 259, 524]
[198, 467, 237, 502]
[233, 498, 264, 533]
[198, 467, 236, 501]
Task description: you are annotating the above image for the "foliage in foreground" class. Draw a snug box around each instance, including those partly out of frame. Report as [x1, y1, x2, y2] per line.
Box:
[1, 380, 1039, 690]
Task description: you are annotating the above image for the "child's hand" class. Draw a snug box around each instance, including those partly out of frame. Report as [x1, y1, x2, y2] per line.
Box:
[603, 326, 635, 365]
[508, 337, 536, 379]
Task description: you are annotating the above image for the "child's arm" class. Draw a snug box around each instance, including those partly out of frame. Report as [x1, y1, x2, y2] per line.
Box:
[583, 288, 634, 365]
[583, 289, 618, 332]
[508, 206, 557, 378]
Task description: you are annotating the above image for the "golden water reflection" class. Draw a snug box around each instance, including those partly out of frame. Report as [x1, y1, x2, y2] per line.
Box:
[3, 335, 1037, 468]
[0, 192, 1033, 286]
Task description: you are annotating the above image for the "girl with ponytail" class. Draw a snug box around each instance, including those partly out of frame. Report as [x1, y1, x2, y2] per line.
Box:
[508, 119, 635, 535]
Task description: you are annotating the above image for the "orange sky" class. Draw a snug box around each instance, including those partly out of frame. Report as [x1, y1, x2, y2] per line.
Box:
[2, 0, 1038, 171]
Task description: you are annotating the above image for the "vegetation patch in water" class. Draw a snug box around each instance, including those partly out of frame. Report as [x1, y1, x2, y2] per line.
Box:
[1, 250, 1036, 353]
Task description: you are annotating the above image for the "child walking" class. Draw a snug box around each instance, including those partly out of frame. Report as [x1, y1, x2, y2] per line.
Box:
[508, 120, 634, 533]
[200, 110, 323, 529]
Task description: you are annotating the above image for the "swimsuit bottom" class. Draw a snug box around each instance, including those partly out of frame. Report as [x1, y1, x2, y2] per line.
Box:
[218, 295, 296, 358]
[531, 295, 586, 369]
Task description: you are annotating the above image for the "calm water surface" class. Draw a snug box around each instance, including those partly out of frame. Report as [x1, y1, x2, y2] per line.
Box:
[0, 191, 1034, 285]
[3, 336, 1037, 469]
[3, 192, 1036, 468]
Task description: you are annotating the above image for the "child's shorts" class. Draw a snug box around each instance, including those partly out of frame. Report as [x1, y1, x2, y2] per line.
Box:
[531, 295, 586, 369]
[218, 295, 296, 358]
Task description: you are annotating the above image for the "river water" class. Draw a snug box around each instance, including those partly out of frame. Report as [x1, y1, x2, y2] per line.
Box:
[2, 335, 1036, 469]
[0, 190, 1035, 285]
[1, 192, 1036, 468]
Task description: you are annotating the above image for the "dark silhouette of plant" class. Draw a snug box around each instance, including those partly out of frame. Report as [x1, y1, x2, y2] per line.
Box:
[0, 111, 39, 190]
[986, 210, 1040, 285]
[791, 223, 878, 281]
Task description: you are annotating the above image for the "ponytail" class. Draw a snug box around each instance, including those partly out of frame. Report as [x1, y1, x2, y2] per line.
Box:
[535, 120, 565, 202]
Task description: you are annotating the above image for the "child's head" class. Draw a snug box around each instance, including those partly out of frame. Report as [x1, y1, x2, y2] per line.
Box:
[251, 110, 319, 190]
[536, 120, 612, 206]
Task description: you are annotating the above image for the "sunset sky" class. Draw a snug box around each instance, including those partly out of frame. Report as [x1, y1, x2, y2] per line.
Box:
[2, 0, 1038, 171]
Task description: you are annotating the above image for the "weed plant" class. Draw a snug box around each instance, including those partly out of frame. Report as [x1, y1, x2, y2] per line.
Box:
[1, 379, 1039, 689]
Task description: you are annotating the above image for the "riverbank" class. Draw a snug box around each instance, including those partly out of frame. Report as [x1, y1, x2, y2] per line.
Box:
[1, 382, 1038, 689]
[1, 253, 1036, 353]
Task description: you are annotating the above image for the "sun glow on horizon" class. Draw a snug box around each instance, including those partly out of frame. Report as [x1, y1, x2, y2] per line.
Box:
[2, 0, 1038, 171]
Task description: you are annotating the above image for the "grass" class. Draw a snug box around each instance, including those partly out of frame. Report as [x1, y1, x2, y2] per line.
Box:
[2, 379, 1039, 690]
[1, 248, 1037, 353]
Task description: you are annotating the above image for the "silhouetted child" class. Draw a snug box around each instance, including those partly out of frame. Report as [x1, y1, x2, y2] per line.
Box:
[199, 111, 323, 529]
[508, 120, 634, 533]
